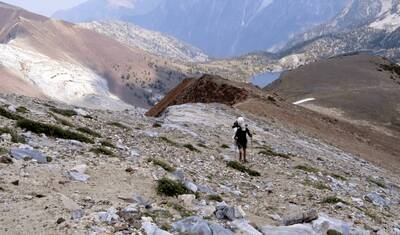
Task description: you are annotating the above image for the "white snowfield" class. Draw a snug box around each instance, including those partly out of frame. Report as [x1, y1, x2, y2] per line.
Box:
[369, 0, 400, 31]
[293, 98, 316, 105]
[0, 44, 130, 110]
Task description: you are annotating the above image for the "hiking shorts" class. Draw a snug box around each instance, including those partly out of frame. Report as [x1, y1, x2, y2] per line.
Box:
[237, 141, 247, 150]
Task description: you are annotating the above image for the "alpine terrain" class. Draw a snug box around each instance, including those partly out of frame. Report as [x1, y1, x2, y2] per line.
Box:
[53, 0, 348, 57]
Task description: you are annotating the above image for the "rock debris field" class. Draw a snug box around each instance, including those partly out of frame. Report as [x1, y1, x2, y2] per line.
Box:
[0, 94, 399, 235]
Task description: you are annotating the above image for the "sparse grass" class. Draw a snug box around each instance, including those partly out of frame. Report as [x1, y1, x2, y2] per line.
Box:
[17, 119, 94, 143]
[258, 146, 291, 159]
[153, 122, 162, 128]
[107, 122, 129, 129]
[16, 106, 28, 113]
[0, 127, 26, 143]
[322, 196, 347, 204]
[90, 147, 114, 156]
[167, 202, 196, 217]
[327, 230, 343, 235]
[0, 107, 23, 120]
[49, 108, 77, 117]
[207, 194, 223, 202]
[220, 144, 230, 149]
[0, 147, 8, 155]
[77, 127, 101, 138]
[326, 172, 347, 181]
[227, 161, 261, 177]
[367, 176, 386, 188]
[197, 143, 208, 149]
[295, 165, 319, 174]
[303, 180, 331, 191]
[151, 158, 176, 172]
[159, 136, 179, 146]
[50, 113, 74, 127]
[101, 140, 116, 148]
[157, 178, 191, 197]
[183, 144, 200, 153]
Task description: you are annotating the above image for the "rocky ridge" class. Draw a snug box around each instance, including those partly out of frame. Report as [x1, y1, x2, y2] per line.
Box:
[0, 93, 399, 234]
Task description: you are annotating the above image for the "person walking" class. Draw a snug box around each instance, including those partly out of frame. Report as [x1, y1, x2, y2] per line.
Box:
[233, 117, 252, 163]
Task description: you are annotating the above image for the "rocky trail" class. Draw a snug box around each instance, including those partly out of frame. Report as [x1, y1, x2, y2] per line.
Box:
[0, 94, 399, 235]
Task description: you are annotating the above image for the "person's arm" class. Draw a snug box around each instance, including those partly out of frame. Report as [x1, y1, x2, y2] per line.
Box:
[247, 128, 252, 138]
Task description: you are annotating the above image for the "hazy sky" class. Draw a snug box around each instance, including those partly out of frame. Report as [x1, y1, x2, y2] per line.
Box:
[2, 0, 87, 16]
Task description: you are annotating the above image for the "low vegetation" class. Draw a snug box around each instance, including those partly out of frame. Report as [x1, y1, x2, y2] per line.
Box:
[381, 63, 400, 76]
[0, 127, 26, 143]
[258, 146, 291, 159]
[303, 180, 331, 191]
[295, 165, 319, 174]
[16, 106, 28, 113]
[49, 108, 77, 117]
[16, 119, 93, 143]
[101, 140, 116, 149]
[0, 107, 23, 120]
[159, 136, 179, 146]
[50, 113, 74, 127]
[156, 178, 191, 197]
[326, 172, 347, 181]
[167, 202, 196, 217]
[77, 127, 101, 138]
[183, 144, 200, 152]
[151, 158, 176, 172]
[322, 196, 347, 204]
[0, 147, 8, 155]
[327, 230, 343, 235]
[220, 144, 230, 149]
[90, 147, 114, 156]
[367, 176, 386, 188]
[207, 194, 223, 202]
[227, 161, 261, 177]
[107, 122, 129, 129]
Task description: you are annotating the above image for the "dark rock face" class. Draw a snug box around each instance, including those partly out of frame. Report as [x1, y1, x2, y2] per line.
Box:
[146, 74, 252, 117]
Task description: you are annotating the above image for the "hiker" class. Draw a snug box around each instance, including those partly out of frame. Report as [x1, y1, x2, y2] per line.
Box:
[233, 117, 252, 163]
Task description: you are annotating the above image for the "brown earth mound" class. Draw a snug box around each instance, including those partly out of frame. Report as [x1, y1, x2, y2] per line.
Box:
[147, 73, 400, 174]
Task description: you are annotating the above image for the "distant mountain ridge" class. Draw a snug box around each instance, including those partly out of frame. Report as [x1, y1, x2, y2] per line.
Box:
[78, 21, 208, 62]
[53, 0, 348, 57]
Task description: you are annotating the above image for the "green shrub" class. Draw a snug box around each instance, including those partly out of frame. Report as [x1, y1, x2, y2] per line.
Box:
[322, 196, 346, 204]
[183, 144, 200, 153]
[16, 106, 28, 113]
[327, 230, 343, 235]
[0, 147, 8, 155]
[0, 107, 23, 120]
[367, 176, 386, 188]
[50, 108, 77, 117]
[295, 165, 319, 173]
[159, 136, 179, 146]
[0, 127, 26, 143]
[151, 158, 176, 172]
[303, 180, 331, 191]
[90, 147, 114, 156]
[327, 172, 347, 181]
[101, 140, 116, 148]
[156, 178, 190, 197]
[17, 119, 93, 143]
[220, 144, 230, 149]
[50, 113, 74, 127]
[227, 161, 261, 177]
[153, 122, 162, 128]
[77, 127, 101, 138]
[258, 146, 290, 159]
[197, 143, 208, 149]
[107, 122, 129, 129]
[207, 194, 223, 202]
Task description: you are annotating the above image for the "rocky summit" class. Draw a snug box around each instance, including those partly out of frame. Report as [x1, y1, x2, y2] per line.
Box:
[0, 93, 400, 234]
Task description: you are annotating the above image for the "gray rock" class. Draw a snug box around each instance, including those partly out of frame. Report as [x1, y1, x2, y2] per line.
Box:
[10, 147, 48, 163]
[68, 164, 90, 182]
[134, 194, 152, 209]
[261, 224, 315, 235]
[185, 181, 198, 193]
[364, 192, 389, 207]
[142, 220, 172, 235]
[283, 209, 318, 226]
[71, 209, 85, 220]
[231, 219, 262, 235]
[172, 169, 185, 182]
[99, 207, 120, 225]
[172, 216, 233, 235]
[1, 133, 12, 142]
[312, 213, 351, 235]
[215, 202, 245, 221]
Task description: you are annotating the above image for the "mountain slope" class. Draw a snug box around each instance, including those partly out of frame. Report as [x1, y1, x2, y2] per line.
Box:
[53, 0, 348, 57]
[79, 21, 208, 62]
[265, 53, 400, 137]
[0, 2, 187, 109]
[280, 0, 400, 63]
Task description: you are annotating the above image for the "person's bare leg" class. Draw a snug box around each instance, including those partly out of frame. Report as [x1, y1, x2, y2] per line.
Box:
[239, 149, 243, 162]
[243, 148, 247, 163]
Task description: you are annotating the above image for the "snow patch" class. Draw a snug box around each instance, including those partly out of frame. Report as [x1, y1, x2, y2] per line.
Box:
[293, 98, 316, 105]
